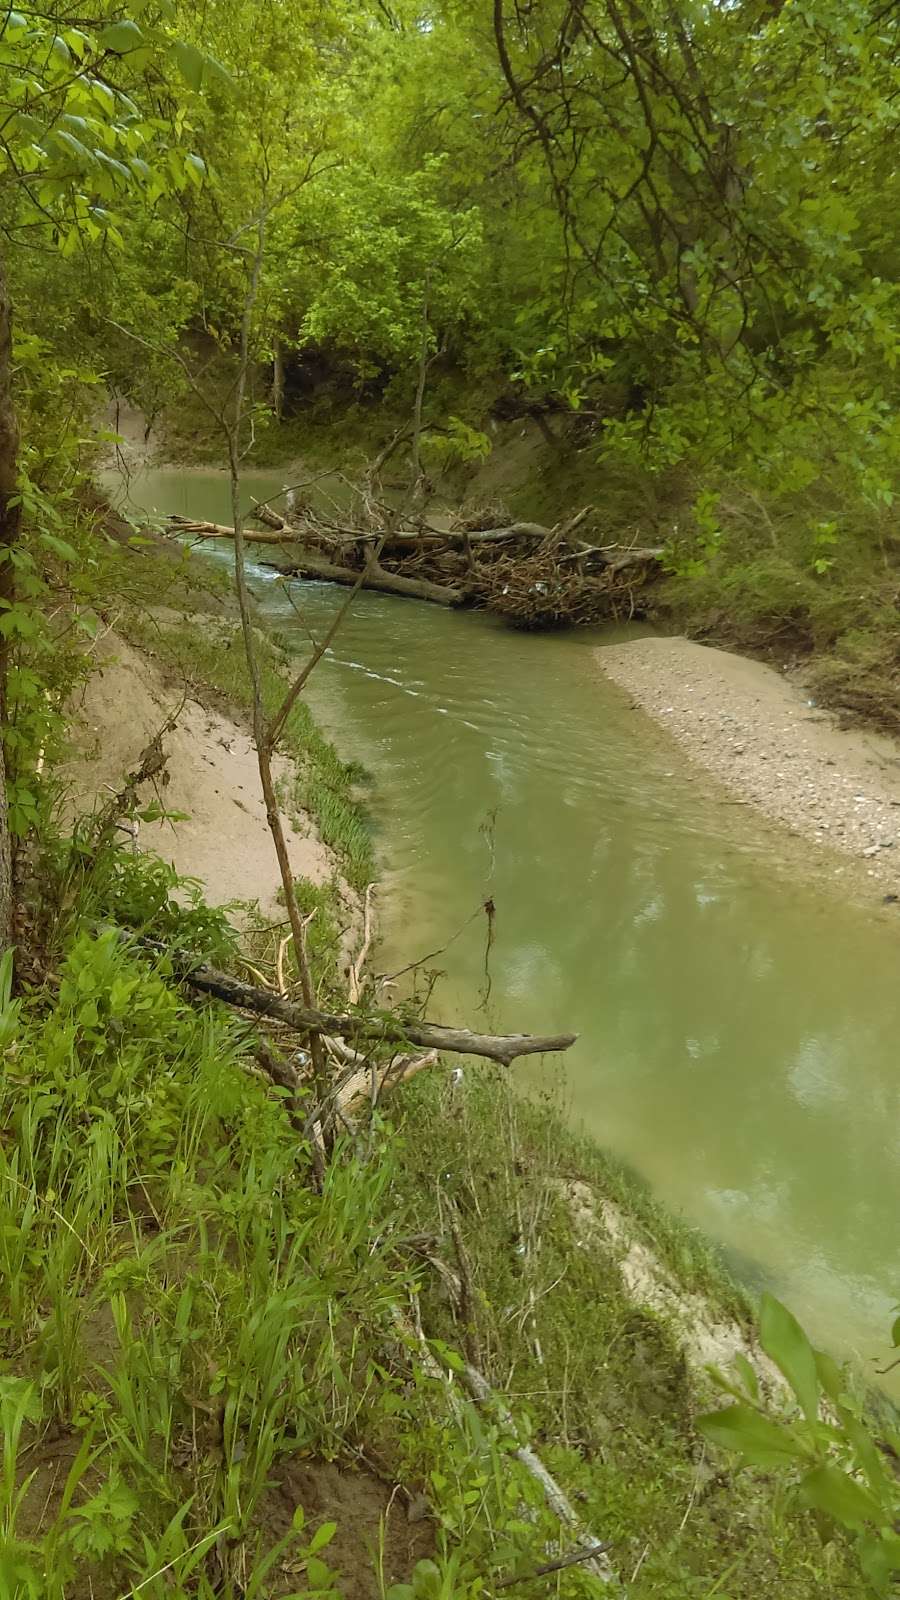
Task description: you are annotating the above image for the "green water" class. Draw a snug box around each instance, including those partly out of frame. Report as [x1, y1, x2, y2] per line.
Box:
[115, 467, 900, 1379]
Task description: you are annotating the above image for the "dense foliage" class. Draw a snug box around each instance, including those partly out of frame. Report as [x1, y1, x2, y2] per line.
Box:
[0, 4, 899, 1595]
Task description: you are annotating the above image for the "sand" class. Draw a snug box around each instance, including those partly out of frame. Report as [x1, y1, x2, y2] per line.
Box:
[597, 636, 900, 899]
[62, 631, 338, 920]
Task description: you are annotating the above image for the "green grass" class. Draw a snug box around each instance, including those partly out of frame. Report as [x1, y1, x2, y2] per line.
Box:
[0, 886, 867, 1599]
[0, 920, 413, 1598]
[388, 1068, 865, 1599]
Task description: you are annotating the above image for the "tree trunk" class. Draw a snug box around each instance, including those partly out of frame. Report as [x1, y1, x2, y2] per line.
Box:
[281, 548, 464, 606]
[270, 334, 285, 422]
[0, 257, 20, 957]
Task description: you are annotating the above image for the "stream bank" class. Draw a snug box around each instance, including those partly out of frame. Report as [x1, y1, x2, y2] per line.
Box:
[597, 637, 900, 900]
[101, 457, 900, 1391]
[57, 502, 872, 1600]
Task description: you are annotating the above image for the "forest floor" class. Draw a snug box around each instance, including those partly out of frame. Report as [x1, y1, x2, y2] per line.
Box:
[597, 637, 900, 902]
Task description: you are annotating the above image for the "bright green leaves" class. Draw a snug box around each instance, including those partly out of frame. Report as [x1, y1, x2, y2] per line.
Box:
[0, 8, 214, 253]
[700, 1294, 900, 1593]
[798, 1464, 881, 1529]
[98, 19, 144, 54]
[183, 151, 206, 188]
[172, 37, 204, 90]
[698, 1403, 809, 1469]
[759, 1292, 819, 1420]
[170, 37, 231, 93]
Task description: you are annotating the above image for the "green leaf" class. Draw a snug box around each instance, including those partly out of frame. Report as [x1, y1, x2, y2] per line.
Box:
[798, 1464, 881, 1530]
[814, 1348, 845, 1406]
[859, 1535, 900, 1587]
[53, 130, 95, 166]
[99, 20, 144, 53]
[39, 532, 78, 562]
[697, 1404, 807, 1468]
[172, 40, 205, 91]
[292, 1504, 305, 1532]
[411, 1560, 442, 1598]
[184, 152, 206, 188]
[305, 1556, 332, 1588]
[308, 1521, 337, 1554]
[759, 1293, 819, 1420]
[891, 1315, 900, 1349]
[733, 1353, 760, 1404]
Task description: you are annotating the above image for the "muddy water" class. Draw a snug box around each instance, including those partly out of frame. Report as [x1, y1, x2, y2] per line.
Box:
[115, 467, 900, 1380]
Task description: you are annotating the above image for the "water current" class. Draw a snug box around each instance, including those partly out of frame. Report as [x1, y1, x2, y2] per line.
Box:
[111, 465, 900, 1382]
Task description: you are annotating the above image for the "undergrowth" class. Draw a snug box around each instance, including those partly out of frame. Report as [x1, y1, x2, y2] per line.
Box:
[1, 837, 868, 1600]
[389, 1069, 870, 1599]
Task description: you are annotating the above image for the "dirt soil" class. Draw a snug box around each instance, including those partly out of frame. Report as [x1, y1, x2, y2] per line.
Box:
[263, 1459, 433, 1598]
[597, 636, 900, 899]
[62, 631, 342, 921]
[561, 1180, 785, 1400]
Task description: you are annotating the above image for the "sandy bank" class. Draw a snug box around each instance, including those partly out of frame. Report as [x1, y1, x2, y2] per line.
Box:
[597, 637, 900, 898]
[63, 632, 343, 920]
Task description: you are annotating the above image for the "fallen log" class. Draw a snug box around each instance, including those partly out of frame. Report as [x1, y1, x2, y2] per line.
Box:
[280, 550, 464, 607]
[165, 508, 662, 620]
[168, 515, 464, 604]
[392, 1306, 616, 1585]
[167, 514, 296, 545]
[182, 963, 577, 1067]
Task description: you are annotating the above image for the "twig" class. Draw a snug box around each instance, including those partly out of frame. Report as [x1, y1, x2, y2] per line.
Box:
[493, 1543, 612, 1590]
[267, 549, 381, 751]
[448, 1201, 482, 1368]
[276, 933, 292, 996]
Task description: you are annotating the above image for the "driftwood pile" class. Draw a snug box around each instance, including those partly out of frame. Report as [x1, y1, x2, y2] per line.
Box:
[168, 491, 664, 629]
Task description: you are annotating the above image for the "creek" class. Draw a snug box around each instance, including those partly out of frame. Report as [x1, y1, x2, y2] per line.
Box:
[113, 466, 900, 1382]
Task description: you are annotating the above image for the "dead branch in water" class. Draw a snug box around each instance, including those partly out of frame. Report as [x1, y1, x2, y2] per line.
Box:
[165, 498, 663, 626]
[180, 961, 577, 1067]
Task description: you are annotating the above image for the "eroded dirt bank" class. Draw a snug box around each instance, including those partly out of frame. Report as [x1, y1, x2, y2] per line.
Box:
[598, 636, 900, 898]
[63, 631, 345, 920]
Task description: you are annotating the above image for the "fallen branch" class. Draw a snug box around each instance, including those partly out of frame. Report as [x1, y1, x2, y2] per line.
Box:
[181, 962, 577, 1066]
[278, 549, 464, 607]
[348, 882, 375, 1005]
[459, 1362, 615, 1584]
[493, 1543, 613, 1590]
[392, 1306, 615, 1586]
[336, 1048, 439, 1111]
[168, 514, 297, 544]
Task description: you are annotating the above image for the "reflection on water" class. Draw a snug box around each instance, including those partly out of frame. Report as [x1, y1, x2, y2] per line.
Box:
[113, 466, 900, 1382]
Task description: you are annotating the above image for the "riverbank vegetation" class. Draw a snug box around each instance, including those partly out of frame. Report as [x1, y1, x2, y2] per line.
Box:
[128, 0, 900, 725]
[2, 1, 900, 1595]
